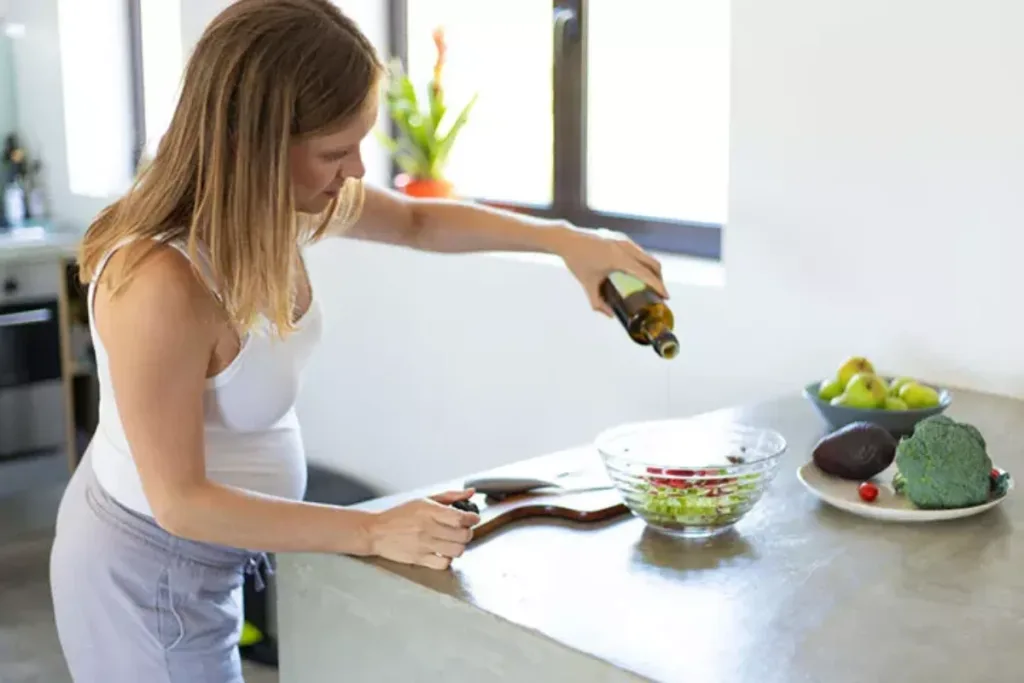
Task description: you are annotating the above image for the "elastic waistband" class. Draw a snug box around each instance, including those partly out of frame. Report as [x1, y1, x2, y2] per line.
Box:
[83, 459, 256, 571]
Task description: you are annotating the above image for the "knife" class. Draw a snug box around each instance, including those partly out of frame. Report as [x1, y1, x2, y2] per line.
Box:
[463, 475, 616, 500]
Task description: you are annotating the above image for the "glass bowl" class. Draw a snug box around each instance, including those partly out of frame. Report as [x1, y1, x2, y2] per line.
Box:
[595, 419, 788, 538]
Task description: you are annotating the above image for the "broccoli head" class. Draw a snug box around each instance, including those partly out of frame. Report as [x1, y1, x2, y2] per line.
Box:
[893, 415, 992, 509]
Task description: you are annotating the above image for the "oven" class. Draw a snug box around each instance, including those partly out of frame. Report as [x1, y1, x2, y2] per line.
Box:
[0, 259, 66, 459]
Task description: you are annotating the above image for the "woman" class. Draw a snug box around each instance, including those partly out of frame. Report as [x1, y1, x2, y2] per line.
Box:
[49, 0, 668, 681]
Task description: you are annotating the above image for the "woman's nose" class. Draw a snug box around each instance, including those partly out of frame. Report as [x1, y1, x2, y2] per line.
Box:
[343, 151, 366, 180]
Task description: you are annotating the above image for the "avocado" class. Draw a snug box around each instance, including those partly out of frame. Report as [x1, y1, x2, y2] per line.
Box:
[812, 422, 898, 480]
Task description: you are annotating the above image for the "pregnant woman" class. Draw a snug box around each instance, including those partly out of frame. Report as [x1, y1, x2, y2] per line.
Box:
[49, 0, 667, 681]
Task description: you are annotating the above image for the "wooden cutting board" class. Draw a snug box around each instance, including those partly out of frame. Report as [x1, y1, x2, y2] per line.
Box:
[467, 488, 630, 543]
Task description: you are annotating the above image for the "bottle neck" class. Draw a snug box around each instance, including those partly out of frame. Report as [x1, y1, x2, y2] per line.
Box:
[641, 321, 679, 359]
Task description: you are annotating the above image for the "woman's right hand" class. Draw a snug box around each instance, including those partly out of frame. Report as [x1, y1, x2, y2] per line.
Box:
[367, 489, 481, 569]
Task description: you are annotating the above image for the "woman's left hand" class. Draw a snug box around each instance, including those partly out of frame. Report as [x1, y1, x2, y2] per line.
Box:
[552, 227, 668, 317]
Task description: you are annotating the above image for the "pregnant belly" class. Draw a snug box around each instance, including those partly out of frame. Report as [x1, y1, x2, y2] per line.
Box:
[204, 427, 308, 501]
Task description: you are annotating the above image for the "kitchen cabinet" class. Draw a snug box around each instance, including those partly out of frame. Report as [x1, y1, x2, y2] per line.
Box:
[0, 232, 94, 472]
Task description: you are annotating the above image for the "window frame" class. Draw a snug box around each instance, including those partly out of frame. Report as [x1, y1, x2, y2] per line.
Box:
[126, 0, 147, 171]
[386, 0, 723, 260]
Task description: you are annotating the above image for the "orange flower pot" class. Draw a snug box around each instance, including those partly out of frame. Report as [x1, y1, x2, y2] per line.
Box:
[394, 174, 454, 199]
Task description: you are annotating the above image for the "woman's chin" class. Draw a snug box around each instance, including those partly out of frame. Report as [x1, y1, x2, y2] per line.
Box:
[295, 194, 334, 214]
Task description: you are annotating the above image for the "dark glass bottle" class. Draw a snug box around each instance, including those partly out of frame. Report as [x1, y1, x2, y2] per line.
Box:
[599, 271, 678, 359]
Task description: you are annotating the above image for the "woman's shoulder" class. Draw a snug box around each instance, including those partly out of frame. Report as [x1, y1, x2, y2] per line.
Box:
[96, 240, 223, 335]
[92, 240, 222, 398]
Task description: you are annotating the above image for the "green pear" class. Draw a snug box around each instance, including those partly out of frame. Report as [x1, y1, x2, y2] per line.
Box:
[835, 373, 887, 409]
[884, 396, 909, 411]
[898, 382, 941, 409]
[831, 393, 874, 410]
[889, 377, 914, 396]
[818, 377, 844, 401]
[837, 356, 876, 388]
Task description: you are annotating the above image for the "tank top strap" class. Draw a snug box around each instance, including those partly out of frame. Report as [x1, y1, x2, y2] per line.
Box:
[159, 236, 222, 301]
[87, 233, 222, 321]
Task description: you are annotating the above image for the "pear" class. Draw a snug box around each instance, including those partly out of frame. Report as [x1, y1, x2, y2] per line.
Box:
[818, 377, 844, 401]
[837, 356, 875, 388]
[884, 396, 909, 411]
[889, 377, 914, 396]
[834, 373, 887, 409]
[898, 382, 941, 409]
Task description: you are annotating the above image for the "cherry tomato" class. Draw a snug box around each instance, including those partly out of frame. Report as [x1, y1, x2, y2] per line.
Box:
[665, 469, 696, 477]
[858, 481, 879, 503]
[991, 468, 1001, 479]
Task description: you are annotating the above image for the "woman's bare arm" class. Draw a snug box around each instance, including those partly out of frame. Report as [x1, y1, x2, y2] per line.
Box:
[337, 183, 573, 255]
[94, 246, 376, 554]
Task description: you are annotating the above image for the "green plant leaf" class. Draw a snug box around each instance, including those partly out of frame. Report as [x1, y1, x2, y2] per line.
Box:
[394, 150, 427, 176]
[375, 126, 431, 178]
[374, 128, 400, 154]
[432, 92, 479, 174]
[381, 53, 479, 180]
[427, 81, 446, 135]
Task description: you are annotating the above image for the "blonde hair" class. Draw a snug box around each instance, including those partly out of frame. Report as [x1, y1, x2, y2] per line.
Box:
[78, 0, 382, 335]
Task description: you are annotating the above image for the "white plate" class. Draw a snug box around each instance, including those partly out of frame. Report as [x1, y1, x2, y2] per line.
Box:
[797, 461, 1012, 522]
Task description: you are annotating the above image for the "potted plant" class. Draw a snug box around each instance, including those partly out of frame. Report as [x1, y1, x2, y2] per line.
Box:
[380, 27, 478, 198]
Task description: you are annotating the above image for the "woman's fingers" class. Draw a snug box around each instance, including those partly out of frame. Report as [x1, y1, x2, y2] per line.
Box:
[430, 505, 479, 529]
[427, 538, 468, 560]
[428, 520, 474, 544]
[636, 246, 664, 280]
[429, 488, 475, 505]
[588, 287, 615, 317]
[373, 498, 478, 570]
[418, 553, 451, 570]
[617, 243, 668, 298]
[422, 505, 476, 559]
[626, 264, 669, 299]
[425, 494, 480, 529]
[414, 522, 472, 569]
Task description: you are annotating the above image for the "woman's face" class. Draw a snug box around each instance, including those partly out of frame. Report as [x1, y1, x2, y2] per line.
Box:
[289, 92, 378, 214]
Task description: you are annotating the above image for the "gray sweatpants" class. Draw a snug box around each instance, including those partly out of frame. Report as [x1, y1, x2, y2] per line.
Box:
[49, 450, 269, 682]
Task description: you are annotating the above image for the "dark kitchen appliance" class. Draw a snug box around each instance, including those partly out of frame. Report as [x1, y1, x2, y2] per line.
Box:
[0, 260, 65, 459]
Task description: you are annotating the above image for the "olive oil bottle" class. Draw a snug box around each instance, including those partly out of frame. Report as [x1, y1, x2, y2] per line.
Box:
[599, 271, 679, 359]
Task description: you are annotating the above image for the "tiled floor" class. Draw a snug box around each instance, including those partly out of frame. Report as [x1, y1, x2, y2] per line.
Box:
[0, 453, 278, 683]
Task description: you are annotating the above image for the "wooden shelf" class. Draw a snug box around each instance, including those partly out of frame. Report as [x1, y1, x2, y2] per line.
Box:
[58, 257, 96, 472]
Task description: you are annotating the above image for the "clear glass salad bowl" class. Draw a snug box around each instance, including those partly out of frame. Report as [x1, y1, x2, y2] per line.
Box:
[595, 419, 788, 538]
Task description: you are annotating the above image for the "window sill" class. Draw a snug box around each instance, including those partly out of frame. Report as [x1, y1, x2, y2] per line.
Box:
[484, 249, 725, 290]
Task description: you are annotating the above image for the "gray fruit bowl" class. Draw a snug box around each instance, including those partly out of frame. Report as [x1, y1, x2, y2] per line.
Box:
[802, 379, 952, 437]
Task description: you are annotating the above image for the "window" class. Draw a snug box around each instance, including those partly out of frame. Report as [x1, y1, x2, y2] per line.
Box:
[126, 0, 184, 168]
[405, 1, 553, 206]
[389, 0, 728, 258]
[57, 0, 135, 198]
[133, 0, 184, 160]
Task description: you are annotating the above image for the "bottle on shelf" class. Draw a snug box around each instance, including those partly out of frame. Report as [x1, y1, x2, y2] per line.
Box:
[599, 271, 679, 359]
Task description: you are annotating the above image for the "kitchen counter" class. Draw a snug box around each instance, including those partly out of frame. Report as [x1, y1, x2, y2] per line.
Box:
[0, 226, 79, 263]
[277, 388, 1024, 683]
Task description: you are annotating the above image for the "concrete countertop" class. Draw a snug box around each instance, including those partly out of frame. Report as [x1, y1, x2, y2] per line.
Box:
[277, 388, 1024, 683]
[0, 226, 79, 263]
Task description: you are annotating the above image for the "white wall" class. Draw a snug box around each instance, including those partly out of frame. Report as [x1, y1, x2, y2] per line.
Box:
[299, 0, 1024, 492]
[17, 0, 1024, 493]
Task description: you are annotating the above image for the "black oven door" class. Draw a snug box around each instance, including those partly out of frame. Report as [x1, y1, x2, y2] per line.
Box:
[0, 298, 62, 388]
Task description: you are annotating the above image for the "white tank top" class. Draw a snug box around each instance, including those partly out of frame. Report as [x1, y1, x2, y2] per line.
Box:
[87, 237, 322, 518]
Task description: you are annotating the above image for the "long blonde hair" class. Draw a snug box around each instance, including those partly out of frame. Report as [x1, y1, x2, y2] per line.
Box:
[78, 0, 382, 335]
